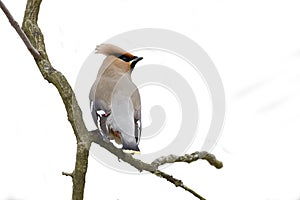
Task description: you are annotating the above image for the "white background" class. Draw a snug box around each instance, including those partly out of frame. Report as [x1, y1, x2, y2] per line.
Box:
[1, 0, 300, 200]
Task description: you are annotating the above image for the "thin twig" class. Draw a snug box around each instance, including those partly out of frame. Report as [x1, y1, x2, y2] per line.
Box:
[62, 172, 74, 178]
[0, 0, 41, 60]
[151, 151, 223, 169]
[153, 170, 206, 200]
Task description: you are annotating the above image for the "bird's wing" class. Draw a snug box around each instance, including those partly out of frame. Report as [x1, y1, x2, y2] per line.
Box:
[132, 88, 142, 144]
[89, 78, 112, 137]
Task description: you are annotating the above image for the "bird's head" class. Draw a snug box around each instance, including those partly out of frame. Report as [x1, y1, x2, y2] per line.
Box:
[95, 44, 143, 72]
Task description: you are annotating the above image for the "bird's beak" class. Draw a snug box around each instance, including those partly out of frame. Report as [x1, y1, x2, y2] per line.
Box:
[130, 56, 143, 69]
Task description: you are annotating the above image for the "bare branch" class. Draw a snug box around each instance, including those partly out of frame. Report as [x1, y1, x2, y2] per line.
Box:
[151, 151, 223, 169]
[154, 170, 205, 200]
[89, 130, 156, 172]
[62, 172, 74, 178]
[21, 0, 91, 199]
[90, 130, 209, 200]
[0, 0, 41, 59]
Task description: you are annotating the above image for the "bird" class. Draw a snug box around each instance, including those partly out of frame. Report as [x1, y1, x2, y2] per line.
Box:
[89, 44, 143, 154]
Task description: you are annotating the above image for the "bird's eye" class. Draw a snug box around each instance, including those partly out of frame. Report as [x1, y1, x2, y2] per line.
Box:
[118, 54, 132, 62]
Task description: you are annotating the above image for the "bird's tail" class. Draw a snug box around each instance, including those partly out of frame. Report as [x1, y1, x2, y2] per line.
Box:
[122, 140, 140, 154]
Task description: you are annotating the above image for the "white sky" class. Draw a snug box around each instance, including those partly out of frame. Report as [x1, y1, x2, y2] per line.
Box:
[1, 0, 300, 200]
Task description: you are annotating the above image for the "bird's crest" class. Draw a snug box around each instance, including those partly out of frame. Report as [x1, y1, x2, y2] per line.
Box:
[95, 44, 135, 59]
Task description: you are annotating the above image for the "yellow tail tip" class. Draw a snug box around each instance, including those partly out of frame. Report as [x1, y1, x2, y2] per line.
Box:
[122, 149, 141, 155]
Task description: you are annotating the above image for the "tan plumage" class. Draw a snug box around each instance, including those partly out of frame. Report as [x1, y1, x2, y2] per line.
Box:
[89, 44, 142, 153]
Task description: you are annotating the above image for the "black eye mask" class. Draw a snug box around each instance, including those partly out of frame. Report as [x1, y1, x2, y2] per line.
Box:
[117, 54, 136, 62]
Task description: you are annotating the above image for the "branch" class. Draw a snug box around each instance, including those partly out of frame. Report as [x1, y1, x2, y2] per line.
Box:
[62, 172, 74, 178]
[90, 130, 210, 200]
[151, 151, 223, 169]
[153, 170, 205, 200]
[21, 0, 91, 199]
[89, 130, 156, 172]
[0, 1, 223, 200]
[0, 0, 41, 59]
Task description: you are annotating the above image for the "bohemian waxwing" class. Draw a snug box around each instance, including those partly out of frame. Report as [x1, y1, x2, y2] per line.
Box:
[89, 44, 143, 154]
